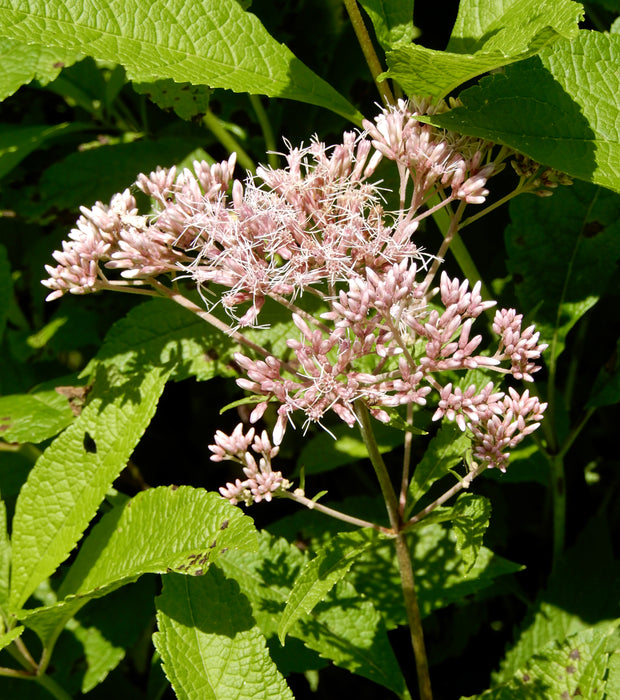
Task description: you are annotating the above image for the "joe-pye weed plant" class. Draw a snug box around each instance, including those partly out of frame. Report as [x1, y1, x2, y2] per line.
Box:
[0, 0, 620, 698]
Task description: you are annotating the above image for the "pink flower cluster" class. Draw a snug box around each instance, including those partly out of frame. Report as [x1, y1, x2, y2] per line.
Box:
[42, 98, 548, 496]
[209, 424, 291, 505]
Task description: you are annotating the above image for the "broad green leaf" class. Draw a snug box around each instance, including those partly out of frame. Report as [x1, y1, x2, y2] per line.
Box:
[18, 486, 256, 647]
[407, 422, 471, 512]
[0, 499, 9, 610]
[0, 0, 361, 122]
[297, 420, 404, 475]
[278, 529, 379, 644]
[505, 181, 620, 361]
[450, 493, 492, 571]
[0, 244, 11, 342]
[60, 486, 256, 597]
[385, 0, 582, 99]
[9, 363, 172, 611]
[463, 621, 619, 699]
[154, 570, 293, 700]
[495, 515, 620, 683]
[0, 122, 89, 180]
[220, 532, 407, 697]
[31, 137, 202, 216]
[87, 297, 237, 382]
[587, 337, 620, 408]
[0, 37, 78, 100]
[133, 80, 212, 121]
[358, 0, 417, 51]
[0, 389, 74, 444]
[429, 31, 620, 193]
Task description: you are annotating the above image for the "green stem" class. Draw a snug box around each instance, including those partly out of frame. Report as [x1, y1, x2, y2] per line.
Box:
[342, 0, 394, 105]
[249, 95, 279, 169]
[354, 402, 433, 700]
[32, 673, 74, 700]
[549, 454, 566, 571]
[282, 491, 389, 533]
[203, 111, 256, 173]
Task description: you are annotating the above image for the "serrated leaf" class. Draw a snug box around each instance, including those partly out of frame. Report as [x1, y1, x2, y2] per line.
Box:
[9, 363, 172, 612]
[463, 621, 619, 700]
[87, 297, 237, 382]
[154, 570, 293, 700]
[278, 529, 379, 644]
[0, 36, 78, 100]
[133, 79, 211, 121]
[219, 532, 407, 697]
[0, 0, 361, 122]
[407, 422, 471, 512]
[0, 625, 24, 651]
[0, 122, 89, 180]
[18, 486, 256, 648]
[0, 389, 74, 444]
[429, 31, 620, 192]
[587, 337, 620, 408]
[505, 180, 620, 361]
[385, 0, 582, 99]
[450, 493, 492, 572]
[358, 0, 417, 51]
[495, 515, 620, 683]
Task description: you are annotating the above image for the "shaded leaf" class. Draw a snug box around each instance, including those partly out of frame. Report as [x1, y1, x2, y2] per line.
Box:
[505, 180, 620, 360]
[587, 337, 620, 408]
[133, 79, 211, 121]
[0, 498, 9, 610]
[154, 570, 293, 700]
[0, 0, 361, 122]
[450, 493, 492, 571]
[429, 32, 620, 192]
[0, 389, 74, 444]
[0, 244, 11, 342]
[278, 529, 379, 644]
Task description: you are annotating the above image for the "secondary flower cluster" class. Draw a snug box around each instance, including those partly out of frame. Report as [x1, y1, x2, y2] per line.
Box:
[42, 98, 548, 505]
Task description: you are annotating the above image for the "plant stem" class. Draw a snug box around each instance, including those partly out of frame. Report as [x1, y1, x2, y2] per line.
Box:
[354, 402, 433, 700]
[342, 0, 394, 105]
[282, 490, 390, 533]
[249, 94, 279, 169]
[203, 110, 256, 173]
[549, 454, 566, 572]
[32, 673, 74, 700]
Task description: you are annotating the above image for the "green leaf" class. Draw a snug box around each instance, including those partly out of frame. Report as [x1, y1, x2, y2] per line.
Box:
[60, 486, 257, 597]
[219, 532, 407, 697]
[87, 298, 237, 382]
[407, 422, 471, 512]
[463, 621, 619, 699]
[385, 0, 582, 99]
[0, 36, 78, 100]
[495, 515, 620, 683]
[0, 389, 74, 444]
[0, 122, 89, 180]
[0, 0, 361, 122]
[429, 31, 620, 192]
[154, 570, 293, 700]
[18, 486, 256, 647]
[587, 337, 620, 408]
[358, 0, 417, 51]
[133, 79, 211, 121]
[0, 625, 24, 651]
[32, 137, 203, 216]
[9, 363, 172, 611]
[278, 529, 379, 644]
[505, 181, 620, 361]
[450, 493, 492, 572]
